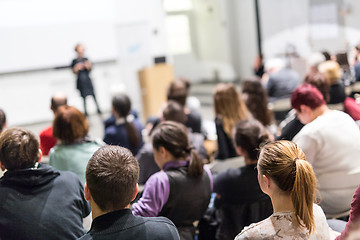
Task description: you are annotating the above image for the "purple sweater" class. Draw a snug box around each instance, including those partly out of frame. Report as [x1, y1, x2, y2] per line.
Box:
[132, 160, 213, 217]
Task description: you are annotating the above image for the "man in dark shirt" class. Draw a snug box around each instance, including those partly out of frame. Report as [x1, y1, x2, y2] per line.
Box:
[79, 145, 180, 240]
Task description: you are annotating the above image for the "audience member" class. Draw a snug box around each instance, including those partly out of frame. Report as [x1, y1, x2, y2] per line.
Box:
[79, 146, 180, 240]
[305, 52, 326, 76]
[263, 58, 300, 102]
[318, 60, 346, 104]
[235, 140, 330, 239]
[137, 101, 207, 185]
[39, 93, 67, 156]
[353, 43, 360, 82]
[213, 83, 251, 160]
[0, 109, 6, 133]
[132, 121, 212, 240]
[292, 84, 360, 216]
[213, 119, 273, 240]
[103, 94, 143, 155]
[50, 105, 102, 184]
[0, 127, 90, 240]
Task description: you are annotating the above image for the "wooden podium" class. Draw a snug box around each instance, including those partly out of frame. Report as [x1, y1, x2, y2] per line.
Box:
[138, 64, 174, 121]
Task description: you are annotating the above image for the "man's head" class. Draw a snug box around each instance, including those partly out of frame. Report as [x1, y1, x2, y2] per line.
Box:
[0, 109, 6, 133]
[85, 146, 139, 212]
[162, 100, 187, 124]
[50, 93, 67, 113]
[0, 127, 40, 171]
[75, 43, 85, 57]
[291, 84, 326, 124]
[167, 80, 188, 106]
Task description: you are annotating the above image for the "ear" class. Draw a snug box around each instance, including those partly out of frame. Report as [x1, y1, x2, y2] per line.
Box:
[159, 146, 167, 157]
[235, 146, 244, 156]
[131, 184, 139, 202]
[84, 183, 91, 201]
[0, 161, 5, 171]
[263, 174, 271, 189]
[299, 104, 310, 114]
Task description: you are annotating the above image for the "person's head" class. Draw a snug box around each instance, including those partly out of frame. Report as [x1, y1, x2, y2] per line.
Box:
[53, 105, 89, 144]
[241, 78, 273, 126]
[291, 84, 326, 124]
[321, 51, 331, 61]
[112, 94, 131, 118]
[265, 58, 285, 73]
[151, 121, 203, 177]
[303, 72, 330, 103]
[162, 100, 187, 124]
[50, 93, 67, 113]
[85, 146, 139, 212]
[0, 127, 40, 171]
[307, 52, 325, 72]
[233, 119, 272, 162]
[257, 140, 317, 234]
[75, 43, 85, 57]
[167, 80, 188, 106]
[318, 60, 342, 85]
[214, 83, 250, 135]
[0, 109, 6, 133]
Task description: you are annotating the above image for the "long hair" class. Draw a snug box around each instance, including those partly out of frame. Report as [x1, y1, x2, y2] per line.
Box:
[214, 83, 250, 136]
[258, 140, 317, 234]
[152, 121, 203, 177]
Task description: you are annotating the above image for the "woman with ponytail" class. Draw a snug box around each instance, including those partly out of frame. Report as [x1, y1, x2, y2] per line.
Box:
[132, 121, 212, 240]
[103, 94, 143, 155]
[235, 140, 330, 239]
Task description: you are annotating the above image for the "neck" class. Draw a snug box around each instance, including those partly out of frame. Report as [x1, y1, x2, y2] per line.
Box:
[90, 200, 129, 220]
[310, 105, 329, 122]
[270, 192, 294, 213]
[244, 157, 257, 165]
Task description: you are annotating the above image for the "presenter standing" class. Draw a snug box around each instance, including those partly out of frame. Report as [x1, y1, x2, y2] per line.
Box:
[71, 44, 101, 117]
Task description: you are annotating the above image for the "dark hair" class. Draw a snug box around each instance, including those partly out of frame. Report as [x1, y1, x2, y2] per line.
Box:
[152, 121, 203, 177]
[51, 94, 67, 112]
[242, 79, 273, 126]
[167, 80, 188, 106]
[162, 100, 187, 124]
[53, 105, 89, 144]
[303, 72, 330, 103]
[112, 94, 140, 149]
[322, 51, 331, 61]
[258, 140, 317, 234]
[291, 84, 326, 111]
[0, 127, 39, 170]
[86, 146, 139, 211]
[0, 109, 6, 133]
[234, 119, 271, 160]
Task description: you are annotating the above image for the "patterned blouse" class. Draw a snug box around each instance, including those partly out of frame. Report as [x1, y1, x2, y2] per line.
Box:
[235, 204, 330, 240]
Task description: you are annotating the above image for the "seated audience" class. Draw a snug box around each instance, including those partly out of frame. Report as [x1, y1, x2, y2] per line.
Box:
[235, 140, 330, 239]
[39, 93, 67, 156]
[0, 127, 90, 240]
[103, 94, 143, 155]
[137, 101, 206, 185]
[319, 60, 346, 104]
[79, 145, 180, 240]
[213, 83, 251, 160]
[213, 119, 273, 240]
[50, 105, 102, 184]
[132, 121, 212, 240]
[292, 84, 360, 216]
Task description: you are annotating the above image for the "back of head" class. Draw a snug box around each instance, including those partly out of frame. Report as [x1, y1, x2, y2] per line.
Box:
[167, 80, 188, 106]
[152, 121, 203, 177]
[86, 145, 139, 211]
[0, 127, 39, 170]
[112, 94, 131, 118]
[242, 79, 272, 126]
[303, 72, 330, 103]
[291, 84, 326, 111]
[162, 100, 187, 124]
[51, 93, 67, 112]
[53, 105, 89, 144]
[234, 119, 271, 161]
[214, 83, 250, 135]
[0, 109, 6, 133]
[258, 140, 317, 234]
[318, 60, 342, 85]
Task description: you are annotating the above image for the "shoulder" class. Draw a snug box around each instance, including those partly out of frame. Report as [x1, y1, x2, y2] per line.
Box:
[146, 171, 169, 186]
[235, 217, 272, 240]
[141, 216, 179, 239]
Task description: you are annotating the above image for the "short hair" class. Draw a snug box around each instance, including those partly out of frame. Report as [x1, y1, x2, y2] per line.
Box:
[0, 127, 39, 170]
[303, 72, 330, 103]
[167, 80, 188, 106]
[86, 146, 139, 211]
[318, 60, 342, 85]
[291, 84, 326, 111]
[0, 109, 6, 133]
[51, 93, 67, 112]
[162, 100, 187, 124]
[53, 106, 89, 144]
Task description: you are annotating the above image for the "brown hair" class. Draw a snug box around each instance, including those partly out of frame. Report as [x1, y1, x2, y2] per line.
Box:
[167, 80, 188, 106]
[318, 60, 342, 85]
[162, 100, 187, 124]
[86, 146, 139, 211]
[53, 105, 89, 144]
[0, 127, 39, 170]
[241, 79, 273, 126]
[214, 83, 250, 135]
[152, 121, 203, 177]
[0, 109, 6, 133]
[112, 94, 140, 149]
[258, 140, 317, 234]
[303, 72, 330, 103]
